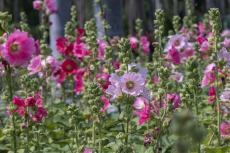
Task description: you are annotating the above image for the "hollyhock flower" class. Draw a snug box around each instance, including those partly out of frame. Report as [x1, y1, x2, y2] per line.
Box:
[112, 60, 120, 70]
[2, 30, 36, 66]
[61, 59, 78, 75]
[76, 28, 85, 38]
[180, 44, 195, 60]
[128, 63, 148, 79]
[73, 42, 90, 59]
[165, 34, 188, 51]
[97, 40, 107, 60]
[140, 36, 150, 54]
[220, 88, 230, 102]
[167, 48, 181, 64]
[83, 148, 92, 153]
[133, 97, 148, 110]
[167, 93, 181, 109]
[13, 96, 25, 107]
[45, 56, 59, 69]
[56, 38, 73, 56]
[74, 68, 86, 94]
[198, 22, 206, 34]
[218, 47, 230, 62]
[44, 0, 57, 14]
[52, 67, 66, 83]
[25, 97, 36, 107]
[197, 35, 206, 45]
[106, 74, 122, 99]
[134, 101, 150, 125]
[201, 72, 216, 88]
[32, 107, 48, 122]
[204, 63, 216, 73]
[208, 86, 216, 104]
[129, 36, 138, 49]
[34, 92, 43, 108]
[169, 71, 184, 83]
[96, 73, 110, 90]
[100, 96, 110, 112]
[199, 41, 209, 52]
[120, 72, 145, 96]
[220, 121, 230, 138]
[28, 55, 42, 75]
[221, 29, 230, 37]
[33, 0, 43, 11]
[222, 38, 230, 48]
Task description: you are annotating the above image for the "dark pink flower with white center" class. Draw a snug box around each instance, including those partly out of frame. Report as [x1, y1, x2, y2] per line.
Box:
[2, 30, 36, 66]
[97, 40, 107, 60]
[220, 121, 230, 138]
[129, 36, 138, 49]
[83, 148, 92, 153]
[28, 55, 42, 75]
[167, 48, 181, 65]
[165, 34, 188, 51]
[73, 42, 90, 59]
[33, 0, 43, 11]
[200, 41, 209, 52]
[167, 93, 181, 109]
[120, 72, 145, 97]
[96, 73, 110, 90]
[208, 86, 216, 104]
[140, 36, 150, 54]
[44, 0, 57, 14]
[100, 96, 110, 112]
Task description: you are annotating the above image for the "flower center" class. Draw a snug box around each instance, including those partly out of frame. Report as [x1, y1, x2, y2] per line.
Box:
[126, 80, 135, 90]
[174, 39, 181, 47]
[10, 43, 20, 53]
[66, 64, 73, 71]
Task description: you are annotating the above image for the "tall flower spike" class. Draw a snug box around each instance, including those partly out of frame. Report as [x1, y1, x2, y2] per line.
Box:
[183, 0, 196, 29]
[65, 5, 78, 42]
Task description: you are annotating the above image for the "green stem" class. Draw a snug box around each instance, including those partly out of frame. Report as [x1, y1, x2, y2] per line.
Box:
[6, 65, 17, 153]
[92, 120, 96, 148]
[75, 125, 79, 153]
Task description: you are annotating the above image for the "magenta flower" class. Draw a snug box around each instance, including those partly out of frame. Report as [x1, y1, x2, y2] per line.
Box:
[208, 86, 216, 104]
[140, 36, 150, 54]
[73, 42, 90, 59]
[56, 37, 73, 56]
[167, 93, 181, 109]
[199, 41, 209, 52]
[52, 66, 66, 84]
[120, 72, 145, 96]
[100, 96, 110, 112]
[133, 98, 151, 125]
[129, 36, 138, 49]
[83, 148, 92, 153]
[201, 63, 216, 88]
[33, 0, 43, 11]
[97, 40, 107, 60]
[2, 30, 36, 66]
[220, 121, 230, 138]
[165, 34, 188, 51]
[96, 73, 111, 90]
[44, 0, 57, 14]
[198, 22, 206, 34]
[167, 48, 181, 65]
[74, 68, 86, 94]
[28, 55, 42, 75]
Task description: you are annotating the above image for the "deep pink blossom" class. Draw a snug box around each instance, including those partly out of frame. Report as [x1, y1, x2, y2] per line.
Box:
[97, 40, 107, 60]
[167, 93, 181, 109]
[96, 73, 111, 90]
[61, 59, 78, 75]
[167, 48, 181, 64]
[129, 36, 138, 49]
[44, 0, 57, 14]
[100, 96, 110, 112]
[73, 42, 90, 59]
[208, 86, 216, 104]
[32, 107, 48, 122]
[33, 0, 43, 11]
[74, 68, 86, 94]
[134, 99, 151, 125]
[2, 30, 36, 66]
[220, 121, 230, 138]
[140, 36, 150, 54]
[52, 67, 66, 83]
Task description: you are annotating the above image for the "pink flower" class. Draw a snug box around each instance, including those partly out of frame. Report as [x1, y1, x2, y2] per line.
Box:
[208, 86, 216, 104]
[167, 48, 181, 65]
[152, 75, 160, 85]
[56, 38, 73, 56]
[167, 93, 181, 109]
[169, 71, 184, 83]
[52, 67, 66, 83]
[83, 148, 92, 153]
[2, 30, 36, 66]
[61, 59, 78, 75]
[140, 36, 150, 54]
[197, 35, 206, 45]
[32, 107, 48, 122]
[73, 42, 90, 59]
[200, 41, 209, 52]
[25, 97, 36, 107]
[201, 72, 216, 88]
[129, 37, 138, 49]
[165, 34, 188, 51]
[100, 96, 110, 112]
[33, 0, 43, 11]
[106, 74, 122, 99]
[220, 121, 230, 138]
[28, 55, 42, 75]
[46, 56, 59, 69]
[13, 96, 25, 107]
[96, 73, 111, 90]
[134, 98, 151, 125]
[97, 40, 107, 60]
[76, 28, 85, 38]
[198, 22, 206, 34]
[44, 0, 57, 14]
[221, 29, 230, 37]
[222, 38, 230, 48]
[74, 68, 86, 94]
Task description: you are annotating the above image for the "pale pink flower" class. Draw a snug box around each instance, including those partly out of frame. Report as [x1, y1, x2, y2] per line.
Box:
[133, 97, 147, 110]
[140, 36, 150, 54]
[28, 55, 42, 75]
[221, 29, 230, 37]
[2, 30, 36, 66]
[106, 74, 122, 99]
[201, 63, 216, 88]
[129, 36, 138, 49]
[83, 148, 92, 153]
[165, 34, 188, 51]
[200, 41, 209, 52]
[222, 38, 230, 48]
[44, 0, 57, 14]
[33, 0, 43, 11]
[198, 22, 206, 34]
